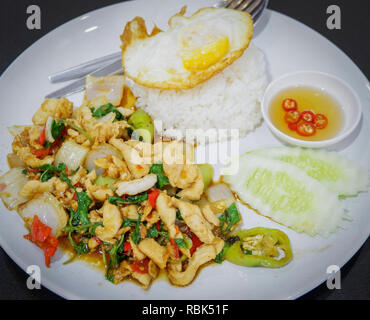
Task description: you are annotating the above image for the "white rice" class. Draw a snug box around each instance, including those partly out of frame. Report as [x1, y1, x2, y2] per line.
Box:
[127, 44, 268, 143]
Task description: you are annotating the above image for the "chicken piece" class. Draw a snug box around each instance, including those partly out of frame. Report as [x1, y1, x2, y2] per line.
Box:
[137, 238, 169, 269]
[120, 204, 139, 220]
[91, 120, 128, 146]
[129, 238, 147, 261]
[114, 261, 132, 283]
[177, 168, 204, 201]
[109, 138, 150, 178]
[167, 238, 224, 287]
[163, 164, 198, 189]
[201, 204, 220, 227]
[73, 105, 96, 132]
[173, 199, 214, 244]
[155, 192, 177, 238]
[115, 174, 157, 196]
[148, 260, 159, 279]
[32, 98, 73, 125]
[19, 178, 56, 199]
[125, 140, 153, 164]
[94, 155, 131, 180]
[12, 140, 53, 168]
[131, 268, 153, 289]
[160, 140, 195, 166]
[95, 201, 123, 242]
[85, 180, 114, 202]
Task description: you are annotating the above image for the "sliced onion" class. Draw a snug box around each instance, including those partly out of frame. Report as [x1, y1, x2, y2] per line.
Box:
[18, 192, 68, 237]
[0, 168, 29, 210]
[84, 144, 122, 174]
[55, 140, 89, 171]
[205, 183, 235, 213]
[206, 183, 233, 202]
[85, 75, 125, 106]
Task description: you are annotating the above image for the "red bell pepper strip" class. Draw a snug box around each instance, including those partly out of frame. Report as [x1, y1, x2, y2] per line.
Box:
[148, 189, 160, 208]
[24, 215, 59, 267]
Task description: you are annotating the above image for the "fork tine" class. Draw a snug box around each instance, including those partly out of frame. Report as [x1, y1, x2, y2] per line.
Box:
[226, 0, 245, 9]
[221, 0, 235, 8]
[244, 0, 263, 15]
[236, 0, 255, 11]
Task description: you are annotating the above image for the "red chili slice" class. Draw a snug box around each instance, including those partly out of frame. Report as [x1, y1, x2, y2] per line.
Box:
[282, 98, 298, 111]
[296, 122, 316, 137]
[148, 189, 160, 208]
[190, 234, 203, 256]
[288, 123, 298, 131]
[284, 110, 300, 124]
[24, 215, 58, 267]
[300, 110, 315, 123]
[314, 114, 328, 129]
[38, 125, 46, 146]
[131, 258, 150, 274]
[123, 241, 131, 253]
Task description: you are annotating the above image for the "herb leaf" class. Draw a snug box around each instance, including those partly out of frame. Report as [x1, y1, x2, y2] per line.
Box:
[51, 119, 66, 140]
[91, 103, 124, 121]
[108, 193, 148, 205]
[149, 163, 170, 189]
[130, 214, 142, 244]
[219, 203, 241, 235]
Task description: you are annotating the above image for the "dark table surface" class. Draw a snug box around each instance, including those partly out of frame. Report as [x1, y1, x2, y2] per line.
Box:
[0, 0, 369, 300]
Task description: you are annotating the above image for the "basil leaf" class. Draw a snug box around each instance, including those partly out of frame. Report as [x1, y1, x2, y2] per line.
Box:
[121, 218, 138, 228]
[108, 193, 148, 205]
[51, 119, 66, 139]
[74, 192, 92, 226]
[130, 214, 142, 244]
[91, 103, 124, 121]
[147, 225, 159, 238]
[149, 163, 170, 189]
[109, 236, 125, 268]
[214, 243, 229, 264]
[219, 203, 241, 234]
[176, 209, 183, 221]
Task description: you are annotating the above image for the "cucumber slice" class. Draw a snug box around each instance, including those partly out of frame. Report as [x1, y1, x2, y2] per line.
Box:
[251, 147, 368, 197]
[222, 155, 346, 237]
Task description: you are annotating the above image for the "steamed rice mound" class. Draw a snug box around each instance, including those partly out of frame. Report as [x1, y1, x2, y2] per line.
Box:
[128, 44, 268, 143]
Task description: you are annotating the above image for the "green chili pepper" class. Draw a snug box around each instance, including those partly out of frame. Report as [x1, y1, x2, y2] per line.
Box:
[224, 227, 293, 268]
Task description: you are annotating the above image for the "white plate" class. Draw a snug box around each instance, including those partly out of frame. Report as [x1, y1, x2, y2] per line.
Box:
[0, 0, 369, 300]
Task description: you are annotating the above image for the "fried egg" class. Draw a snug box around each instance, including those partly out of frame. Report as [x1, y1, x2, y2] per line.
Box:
[120, 6, 253, 90]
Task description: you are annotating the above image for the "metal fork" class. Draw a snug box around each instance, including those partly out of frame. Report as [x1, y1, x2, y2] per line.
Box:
[46, 0, 268, 98]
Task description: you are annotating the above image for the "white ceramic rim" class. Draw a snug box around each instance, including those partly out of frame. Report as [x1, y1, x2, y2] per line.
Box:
[261, 70, 363, 148]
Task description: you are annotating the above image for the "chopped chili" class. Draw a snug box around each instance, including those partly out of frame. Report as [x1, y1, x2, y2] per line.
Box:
[131, 258, 149, 274]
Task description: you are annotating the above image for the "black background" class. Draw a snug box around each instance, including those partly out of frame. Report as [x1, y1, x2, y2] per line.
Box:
[0, 0, 369, 300]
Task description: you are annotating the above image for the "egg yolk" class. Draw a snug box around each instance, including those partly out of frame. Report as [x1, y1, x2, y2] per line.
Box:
[181, 36, 229, 71]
